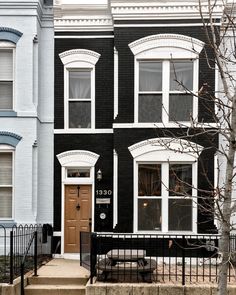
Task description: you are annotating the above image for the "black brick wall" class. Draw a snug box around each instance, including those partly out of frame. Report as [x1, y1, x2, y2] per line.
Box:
[54, 134, 113, 232]
[54, 37, 114, 129]
[114, 26, 215, 123]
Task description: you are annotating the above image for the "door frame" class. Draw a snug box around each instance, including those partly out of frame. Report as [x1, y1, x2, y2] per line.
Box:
[56, 150, 99, 255]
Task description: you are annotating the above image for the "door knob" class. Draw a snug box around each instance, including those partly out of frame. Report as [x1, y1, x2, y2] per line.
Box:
[76, 204, 80, 210]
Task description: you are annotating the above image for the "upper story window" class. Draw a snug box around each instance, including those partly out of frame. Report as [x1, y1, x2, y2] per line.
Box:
[0, 42, 15, 110]
[59, 49, 101, 131]
[129, 34, 204, 125]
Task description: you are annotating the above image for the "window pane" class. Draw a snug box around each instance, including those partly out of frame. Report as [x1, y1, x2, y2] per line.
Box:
[138, 199, 162, 231]
[139, 94, 162, 122]
[169, 164, 192, 196]
[138, 164, 161, 196]
[0, 187, 12, 218]
[169, 94, 192, 121]
[69, 71, 91, 99]
[69, 101, 91, 128]
[170, 60, 193, 91]
[0, 153, 12, 185]
[0, 50, 13, 80]
[67, 168, 90, 178]
[168, 199, 192, 231]
[139, 62, 162, 91]
[0, 82, 13, 109]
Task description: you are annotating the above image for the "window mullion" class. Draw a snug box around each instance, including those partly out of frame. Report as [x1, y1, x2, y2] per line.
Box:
[162, 162, 169, 232]
[162, 61, 169, 124]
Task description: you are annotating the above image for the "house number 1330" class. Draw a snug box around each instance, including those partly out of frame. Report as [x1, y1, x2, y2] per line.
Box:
[96, 190, 112, 196]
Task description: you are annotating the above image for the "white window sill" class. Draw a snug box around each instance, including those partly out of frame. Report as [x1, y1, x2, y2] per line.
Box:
[54, 128, 113, 134]
[113, 122, 217, 129]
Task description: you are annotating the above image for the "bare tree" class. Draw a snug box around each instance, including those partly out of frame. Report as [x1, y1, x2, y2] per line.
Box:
[154, 1, 236, 294]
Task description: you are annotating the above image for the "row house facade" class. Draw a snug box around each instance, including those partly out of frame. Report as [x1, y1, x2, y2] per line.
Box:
[0, 0, 54, 238]
[53, 0, 225, 256]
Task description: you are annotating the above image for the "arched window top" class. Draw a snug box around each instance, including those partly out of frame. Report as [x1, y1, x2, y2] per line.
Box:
[0, 131, 22, 147]
[57, 150, 100, 167]
[129, 138, 203, 161]
[129, 34, 204, 57]
[0, 27, 23, 44]
[59, 49, 101, 67]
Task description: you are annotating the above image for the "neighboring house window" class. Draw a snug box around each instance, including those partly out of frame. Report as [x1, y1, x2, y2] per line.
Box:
[129, 138, 203, 233]
[0, 42, 14, 110]
[59, 49, 101, 130]
[0, 147, 13, 219]
[129, 34, 204, 125]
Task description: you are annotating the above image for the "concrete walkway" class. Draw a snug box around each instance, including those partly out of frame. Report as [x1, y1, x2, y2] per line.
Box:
[36, 259, 89, 278]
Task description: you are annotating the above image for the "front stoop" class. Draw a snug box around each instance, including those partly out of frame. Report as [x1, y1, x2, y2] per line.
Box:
[25, 276, 87, 295]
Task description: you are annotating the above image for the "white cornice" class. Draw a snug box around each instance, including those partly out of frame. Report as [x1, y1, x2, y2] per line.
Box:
[54, 16, 113, 32]
[110, 0, 224, 20]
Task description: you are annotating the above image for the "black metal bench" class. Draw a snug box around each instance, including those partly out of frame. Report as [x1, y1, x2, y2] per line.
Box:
[96, 249, 157, 282]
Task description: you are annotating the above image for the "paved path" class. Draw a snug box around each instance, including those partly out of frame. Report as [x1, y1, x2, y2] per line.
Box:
[37, 258, 90, 278]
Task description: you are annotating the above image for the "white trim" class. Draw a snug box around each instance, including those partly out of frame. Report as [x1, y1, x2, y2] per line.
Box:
[114, 47, 118, 120]
[59, 49, 100, 66]
[128, 138, 203, 160]
[57, 150, 99, 167]
[129, 34, 204, 56]
[55, 35, 114, 39]
[113, 149, 118, 228]
[57, 149, 99, 255]
[53, 231, 62, 237]
[54, 129, 113, 134]
[114, 23, 222, 28]
[113, 122, 218, 128]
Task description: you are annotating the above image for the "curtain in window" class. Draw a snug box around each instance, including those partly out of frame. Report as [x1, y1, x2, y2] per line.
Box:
[170, 61, 193, 91]
[0, 153, 12, 218]
[69, 71, 91, 99]
[139, 62, 162, 92]
[0, 153, 12, 185]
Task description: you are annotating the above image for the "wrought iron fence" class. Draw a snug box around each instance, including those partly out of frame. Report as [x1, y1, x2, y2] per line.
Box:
[0, 224, 52, 284]
[80, 232, 236, 285]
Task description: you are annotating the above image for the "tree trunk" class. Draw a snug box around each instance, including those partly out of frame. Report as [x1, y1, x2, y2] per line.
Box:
[218, 95, 236, 295]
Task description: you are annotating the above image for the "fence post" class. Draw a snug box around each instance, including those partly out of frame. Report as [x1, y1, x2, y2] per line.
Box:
[90, 232, 97, 284]
[10, 231, 13, 284]
[182, 235, 185, 286]
[34, 231, 38, 276]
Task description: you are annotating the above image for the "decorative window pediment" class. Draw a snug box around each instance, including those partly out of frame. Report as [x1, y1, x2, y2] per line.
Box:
[0, 27, 22, 44]
[57, 150, 100, 167]
[0, 132, 21, 147]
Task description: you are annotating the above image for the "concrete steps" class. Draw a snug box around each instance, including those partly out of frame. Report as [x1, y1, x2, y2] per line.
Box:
[25, 274, 88, 295]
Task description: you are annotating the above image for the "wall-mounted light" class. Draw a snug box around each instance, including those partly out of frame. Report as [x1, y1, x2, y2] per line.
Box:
[97, 169, 102, 181]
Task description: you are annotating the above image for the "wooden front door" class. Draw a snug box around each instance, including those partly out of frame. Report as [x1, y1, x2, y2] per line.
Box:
[64, 185, 92, 253]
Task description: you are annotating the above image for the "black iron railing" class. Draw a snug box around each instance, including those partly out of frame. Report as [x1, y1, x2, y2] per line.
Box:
[0, 224, 52, 284]
[80, 232, 236, 285]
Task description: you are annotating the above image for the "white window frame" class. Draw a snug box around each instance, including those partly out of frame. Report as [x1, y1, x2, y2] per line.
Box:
[134, 161, 198, 234]
[65, 65, 94, 130]
[129, 138, 203, 234]
[0, 144, 14, 220]
[136, 58, 199, 124]
[59, 49, 100, 133]
[129, 34, 204, 127]
[0, 41, 15, 111]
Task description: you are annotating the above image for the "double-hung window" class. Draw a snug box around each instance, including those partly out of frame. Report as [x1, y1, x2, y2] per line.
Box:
[0, 42, 14, 110]
[59, 49, 100, 131]
[138, 59, 194, 123]
[68, 69, 92, 128]
[0, 150, 13, 219]
[138, 163, 193, 232]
